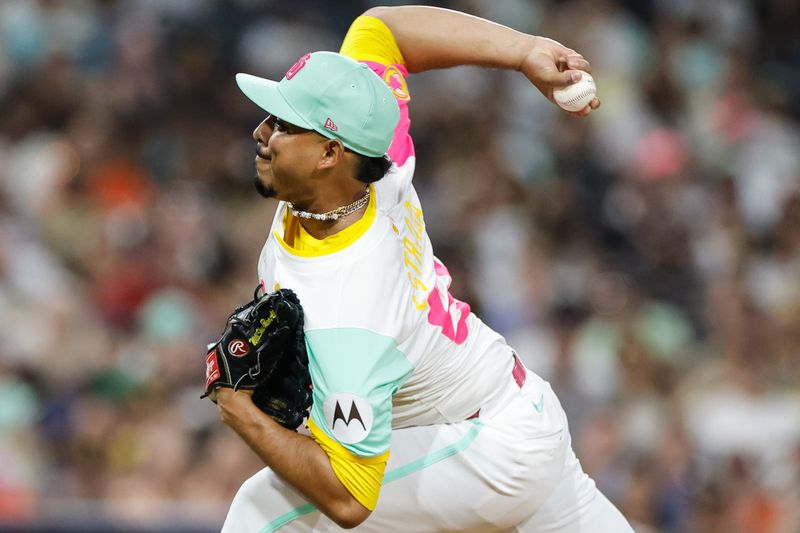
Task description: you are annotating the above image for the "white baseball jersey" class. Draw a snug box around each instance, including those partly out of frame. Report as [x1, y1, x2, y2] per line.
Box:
[224, 16, 634, 533]
[257, 101, 512, 461]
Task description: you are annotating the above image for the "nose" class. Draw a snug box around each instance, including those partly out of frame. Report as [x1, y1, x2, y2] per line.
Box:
[253, 116, 275, 144]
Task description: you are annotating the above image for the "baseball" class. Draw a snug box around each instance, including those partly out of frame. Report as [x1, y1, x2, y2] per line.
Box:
[553, 72, 596, 112]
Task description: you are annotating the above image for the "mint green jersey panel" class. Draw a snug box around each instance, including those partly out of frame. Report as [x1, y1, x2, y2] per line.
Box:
[306, 328, 413, 457]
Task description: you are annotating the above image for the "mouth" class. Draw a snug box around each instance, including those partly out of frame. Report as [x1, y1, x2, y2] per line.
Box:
[255, 145, 271, 161]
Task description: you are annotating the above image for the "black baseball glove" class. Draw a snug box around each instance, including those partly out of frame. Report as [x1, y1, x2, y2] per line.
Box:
[249, 292, 313, 430]
[202, 285, 312, 430]
[251, 323, 313, 429]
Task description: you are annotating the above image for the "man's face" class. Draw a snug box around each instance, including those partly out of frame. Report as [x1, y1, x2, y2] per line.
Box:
[252, 115, 328, 203]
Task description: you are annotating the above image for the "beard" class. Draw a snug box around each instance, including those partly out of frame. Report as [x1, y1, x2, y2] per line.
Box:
[253, 173, 276, 198]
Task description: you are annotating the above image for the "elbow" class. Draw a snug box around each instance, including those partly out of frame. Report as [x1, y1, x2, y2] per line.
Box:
[362, 6, 393, 21]
[328, 499, 371, 529]
[333, 516, 366, 530]
[362, 6, 392, 19]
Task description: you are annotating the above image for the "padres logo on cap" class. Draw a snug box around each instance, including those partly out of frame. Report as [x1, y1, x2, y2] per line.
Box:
[285, 53, 311, 80]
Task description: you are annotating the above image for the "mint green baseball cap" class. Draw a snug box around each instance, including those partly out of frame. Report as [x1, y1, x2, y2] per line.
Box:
[236, 51, 400, 158]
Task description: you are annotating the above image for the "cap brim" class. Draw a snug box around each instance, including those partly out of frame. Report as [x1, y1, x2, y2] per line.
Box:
[235, 73, 313, 129]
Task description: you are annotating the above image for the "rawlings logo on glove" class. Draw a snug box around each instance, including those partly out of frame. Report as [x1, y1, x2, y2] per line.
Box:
[202, 285, 312, 429]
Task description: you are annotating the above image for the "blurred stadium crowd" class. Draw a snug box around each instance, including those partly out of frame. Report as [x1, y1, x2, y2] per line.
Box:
[0, 0, 799, 531]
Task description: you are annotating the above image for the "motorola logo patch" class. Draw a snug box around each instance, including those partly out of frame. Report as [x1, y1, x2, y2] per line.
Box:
[323, 393, 373, 444]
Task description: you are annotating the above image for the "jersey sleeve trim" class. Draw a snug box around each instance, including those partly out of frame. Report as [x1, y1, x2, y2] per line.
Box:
[308, 416, 388, 511]
[340, 16, 405, 67]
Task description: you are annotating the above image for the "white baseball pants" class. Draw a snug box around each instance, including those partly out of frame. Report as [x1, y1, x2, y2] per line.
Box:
[221, 367, 634, 532]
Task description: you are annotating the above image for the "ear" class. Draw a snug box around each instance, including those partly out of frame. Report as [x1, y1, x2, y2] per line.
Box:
[318, 139, 346, 170]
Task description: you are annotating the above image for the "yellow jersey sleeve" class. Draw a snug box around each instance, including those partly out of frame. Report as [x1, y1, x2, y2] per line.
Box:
[308, 416, 389, 511]
[340, 15, 405, 66]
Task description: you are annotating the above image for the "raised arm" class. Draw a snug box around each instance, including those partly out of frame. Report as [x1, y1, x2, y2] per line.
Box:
[365, 5, 600, 115]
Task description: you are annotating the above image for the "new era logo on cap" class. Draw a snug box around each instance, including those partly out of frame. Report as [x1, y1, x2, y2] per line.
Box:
[324, 117, 338, 132]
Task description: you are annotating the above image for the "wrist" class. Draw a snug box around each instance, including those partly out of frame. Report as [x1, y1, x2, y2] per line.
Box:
[514, 35, 544, 71]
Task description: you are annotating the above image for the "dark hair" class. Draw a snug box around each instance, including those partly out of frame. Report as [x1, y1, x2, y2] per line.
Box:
[355, 154, 393, 183]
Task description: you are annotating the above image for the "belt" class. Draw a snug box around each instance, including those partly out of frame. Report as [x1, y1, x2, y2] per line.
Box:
[467, 353, 526, 420]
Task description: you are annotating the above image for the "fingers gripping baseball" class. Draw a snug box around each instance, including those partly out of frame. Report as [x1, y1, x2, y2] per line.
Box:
[521, 37, 600, 116]
[562, 54, 592, 75]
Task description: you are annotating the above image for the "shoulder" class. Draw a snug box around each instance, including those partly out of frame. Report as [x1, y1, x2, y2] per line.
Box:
[340, 15, 405, 68]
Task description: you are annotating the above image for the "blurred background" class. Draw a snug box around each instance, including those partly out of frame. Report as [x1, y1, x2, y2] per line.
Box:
[0, 0, 799, 531]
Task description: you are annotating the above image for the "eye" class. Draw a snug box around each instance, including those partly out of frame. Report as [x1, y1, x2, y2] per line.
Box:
[274, 119, 287, 132]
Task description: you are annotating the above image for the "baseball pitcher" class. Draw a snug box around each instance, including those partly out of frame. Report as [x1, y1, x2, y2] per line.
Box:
[204, 6, 632, 532]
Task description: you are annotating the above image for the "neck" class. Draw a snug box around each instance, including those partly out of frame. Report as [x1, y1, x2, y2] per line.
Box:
[291, 186, 370, 239]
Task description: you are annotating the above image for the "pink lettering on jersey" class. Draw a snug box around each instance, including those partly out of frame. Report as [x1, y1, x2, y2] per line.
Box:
[426, 259, 470, 344]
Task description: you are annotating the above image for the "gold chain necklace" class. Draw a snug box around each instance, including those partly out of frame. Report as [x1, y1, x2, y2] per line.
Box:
[288, 187, 370, 221]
